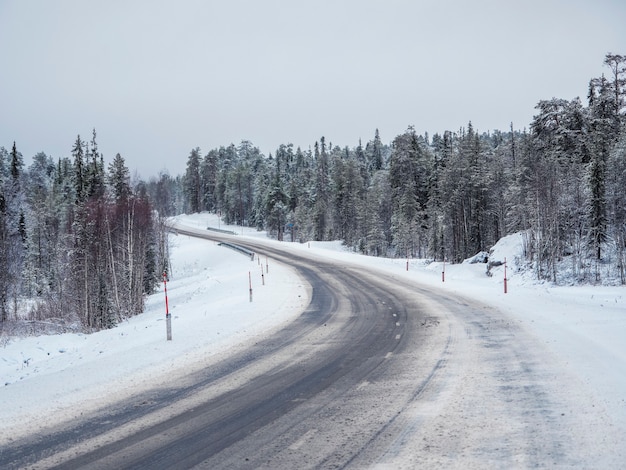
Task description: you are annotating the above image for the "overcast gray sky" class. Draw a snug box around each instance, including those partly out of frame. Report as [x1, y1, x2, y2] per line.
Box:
[1, 0, 624, 179]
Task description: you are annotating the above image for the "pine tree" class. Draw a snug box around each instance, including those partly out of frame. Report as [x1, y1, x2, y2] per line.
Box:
[362, 169, 391, 256]
[607, 125, 626, 283]
[389, 127, 431, 257]
[108, 153, 131, 203]
[603, 54, 626, 128]
[587, 77, 614, 265]
[0, 143, 27, 318]
[330, 147, 363, 246]
[426, 132, 448, 260]
[291, 147, 316, 241]
[10, 142, 23, 182]
[265, 148, 288, 240]
[0, 188, 7, 321]
[87, 129, 105, 199]
[201, 150, 218, 212]
[313, 138, 330, 240]
[72, 135, 86, 204]
[366, 129, 384, 172]
[184, 148, 202, 213]
[25, 152, 56, 296]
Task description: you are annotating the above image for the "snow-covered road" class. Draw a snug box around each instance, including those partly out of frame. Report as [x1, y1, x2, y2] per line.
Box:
[1, 213, 624, 468]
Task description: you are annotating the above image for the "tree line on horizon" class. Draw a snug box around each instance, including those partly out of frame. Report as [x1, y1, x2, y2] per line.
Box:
[1, 53, 624, 332]
[164, 53, 625, 285]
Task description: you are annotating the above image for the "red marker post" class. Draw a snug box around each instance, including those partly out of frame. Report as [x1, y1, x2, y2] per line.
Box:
[163, 271, 172, 340]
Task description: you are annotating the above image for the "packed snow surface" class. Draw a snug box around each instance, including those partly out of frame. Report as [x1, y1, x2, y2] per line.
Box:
[1, 213, 624, 463]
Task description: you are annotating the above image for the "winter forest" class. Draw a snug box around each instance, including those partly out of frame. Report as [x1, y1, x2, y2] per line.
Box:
[1, 53, 625, 333]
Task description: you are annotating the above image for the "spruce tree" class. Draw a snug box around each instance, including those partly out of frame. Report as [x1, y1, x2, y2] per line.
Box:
[313, 138, 330, 240]
[184, 148, 202, 213]
[108, 153, 131, 203]
[72, 135, 86, 204]
[587, 77, 613, 264]
[87, 129, 105, 199]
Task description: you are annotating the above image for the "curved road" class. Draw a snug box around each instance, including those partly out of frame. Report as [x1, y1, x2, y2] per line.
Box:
[2, 224, 600, 468]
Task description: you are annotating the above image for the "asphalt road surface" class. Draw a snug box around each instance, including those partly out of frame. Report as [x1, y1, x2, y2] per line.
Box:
[2, 225, 595, 469]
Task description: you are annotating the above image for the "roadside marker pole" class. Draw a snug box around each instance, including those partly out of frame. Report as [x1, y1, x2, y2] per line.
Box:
[266, 256, 269, 274]
[442, 259, 445, 282]
[504, 257, 508, 294]
[249, 271, 253, 302]
[261, 266, 265, 285]
[163, 271, 172, 340]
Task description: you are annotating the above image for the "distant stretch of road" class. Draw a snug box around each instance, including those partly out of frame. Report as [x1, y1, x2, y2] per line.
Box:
[2, 223, 590, 468]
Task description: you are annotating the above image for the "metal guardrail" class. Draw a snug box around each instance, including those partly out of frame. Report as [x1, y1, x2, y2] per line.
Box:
[217, 242, 255, 260]
[206, 226, 237, 235]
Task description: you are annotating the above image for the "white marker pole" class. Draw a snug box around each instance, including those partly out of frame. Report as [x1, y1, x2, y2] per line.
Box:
[163, 272, 172, 340]
[504, 257, 508, 294]
[249, 271, 253, 302]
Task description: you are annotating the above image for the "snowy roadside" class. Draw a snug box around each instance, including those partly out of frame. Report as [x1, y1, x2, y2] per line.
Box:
[0, 219, 308, 441]
[273, 230, 626, 449]
[2, 212, 624, 456]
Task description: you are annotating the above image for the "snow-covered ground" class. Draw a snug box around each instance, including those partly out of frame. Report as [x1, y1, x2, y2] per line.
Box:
[1, 213, 625, 461]
[0, 215, 309, 441]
